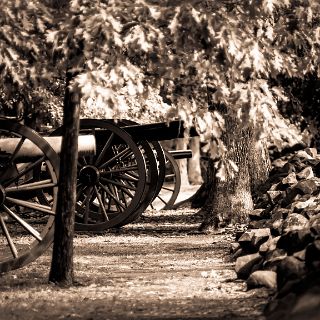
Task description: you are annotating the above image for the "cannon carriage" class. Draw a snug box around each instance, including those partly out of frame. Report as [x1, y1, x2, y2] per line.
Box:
[0, 117, 194, 272]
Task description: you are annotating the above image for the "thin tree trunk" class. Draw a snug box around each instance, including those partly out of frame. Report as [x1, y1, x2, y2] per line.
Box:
[49, 71, 80, 286]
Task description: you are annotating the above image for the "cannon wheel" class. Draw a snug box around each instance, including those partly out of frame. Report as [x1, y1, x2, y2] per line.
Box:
[149, 149, 181, 210]
[110, 120, 165, 226]
[114, 139, 159, 227]
[0, 119, 59, 273]
[117, 120, 167, 202]
[53, 119, 147, 231]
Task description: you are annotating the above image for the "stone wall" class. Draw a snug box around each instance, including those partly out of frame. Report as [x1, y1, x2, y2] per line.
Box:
[231, 147, 320, 320]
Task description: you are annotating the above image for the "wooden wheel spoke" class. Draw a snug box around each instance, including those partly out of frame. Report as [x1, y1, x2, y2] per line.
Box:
[4, 156, 46, 187]
[5, 197, 55, 215]
[156, 194, 168, 205]
[160, 186, 175, 192]
[93, 186, 109, 221]
[112, 180, 135, 199]
[76, 184, 87, 201]
[78, 156, 88, 167]
[100, 183, 126, 210]
[0, 216, 19, 258]
[119, 188, 129, 207]
[6, 136, 26, 163]
[6, 179, 57, 193]
[111, 173, 139, 183]
[100, 177, 137, 191]
[105, 165, 139, 174]
[95, 132, 115, 167]
[79, 186, 94, 223]
[3, 205, 42, 241]
[99, 147, 132, 169]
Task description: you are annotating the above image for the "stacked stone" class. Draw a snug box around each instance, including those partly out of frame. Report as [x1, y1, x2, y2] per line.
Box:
[231, 148, 320, 320]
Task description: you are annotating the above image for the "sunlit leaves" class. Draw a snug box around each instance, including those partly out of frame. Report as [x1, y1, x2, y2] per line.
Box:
[1, 0, 320, 179]
[0, 0, 53, 90]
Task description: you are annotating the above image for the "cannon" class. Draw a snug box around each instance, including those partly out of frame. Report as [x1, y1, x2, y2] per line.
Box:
[0, 117, 195, 272]
[51, 119, 194, 231]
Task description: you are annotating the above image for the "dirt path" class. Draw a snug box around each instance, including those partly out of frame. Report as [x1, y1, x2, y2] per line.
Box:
[0, 196, 270, 319]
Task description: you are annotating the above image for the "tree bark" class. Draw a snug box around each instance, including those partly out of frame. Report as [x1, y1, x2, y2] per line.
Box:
[48, 71, 80, 286]
[198, 114, 270, 232]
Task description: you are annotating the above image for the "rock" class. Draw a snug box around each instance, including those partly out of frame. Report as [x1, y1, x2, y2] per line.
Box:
[263, 249, 287, 271]
[289, 287, 320, 320]
[281, 188, 299, 207]
[267, 191, 284, 204]
[295, 179, 318, 195]
[249, 208, 265, 220]
[304, 208, 320, 220]
[313, 161, 320, 177]
[277, 229, 314, 255]
[305, 147, 318, 158]
[259, 236, 280, 255]
[277, 256, 306, 290]
[288, 156, 304, 171]
[310, 224, 320, 236]
[293, 249, 306, 261]
[252, 228, 271, 248]
[264, 292, 297, 320]
[271, 218, 284, 236]
[295, 150, 314, 160]
[310, 176, 320, 187]
[272, 158, 288, 169]
[309, 213, 320, 231]
[232, 246, 244, 259]
[305, 239, 320, 271]
[235, 253, 263, 279]
[296, 166, 314, 180]
[247, 270, 277, 290]
[293, 197, 317, 212]
[271, 208, 290, 220]
[248, 219, 269, 229]
[269, 182, 280, 191]
[230, 242, 240, 253]
[281, 172, 298, 185]
[280, 162, 296, 175]
[282, 213, 309, 233]
[238, 228, 271, 252]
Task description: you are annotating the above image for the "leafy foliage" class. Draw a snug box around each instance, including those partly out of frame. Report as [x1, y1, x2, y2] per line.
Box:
[0, 1, 54, 93]
[1, 0, 320, 165]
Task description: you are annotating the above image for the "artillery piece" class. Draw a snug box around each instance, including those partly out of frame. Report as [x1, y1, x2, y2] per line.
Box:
[0, 117, 194, 273]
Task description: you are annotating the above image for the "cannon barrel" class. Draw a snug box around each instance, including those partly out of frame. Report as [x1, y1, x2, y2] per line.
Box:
[121, 120, 198, 141]
[0, 135, 96, 161]
[168, 149, 192, 159]
[80, 120, 198, 143]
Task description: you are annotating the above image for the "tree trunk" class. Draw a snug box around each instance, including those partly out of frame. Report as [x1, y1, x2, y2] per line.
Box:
[188, 136, 203, 185]
[198, 114, 270, 232]
[48, 71, 80, 286]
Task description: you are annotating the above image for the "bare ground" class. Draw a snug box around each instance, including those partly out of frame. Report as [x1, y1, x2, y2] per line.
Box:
[0, 187, 271, 320]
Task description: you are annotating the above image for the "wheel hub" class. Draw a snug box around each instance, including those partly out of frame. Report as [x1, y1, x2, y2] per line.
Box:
[79, 165, 100, 186]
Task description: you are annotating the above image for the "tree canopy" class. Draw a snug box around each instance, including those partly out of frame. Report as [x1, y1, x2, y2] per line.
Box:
[1, 0, 320, 167]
